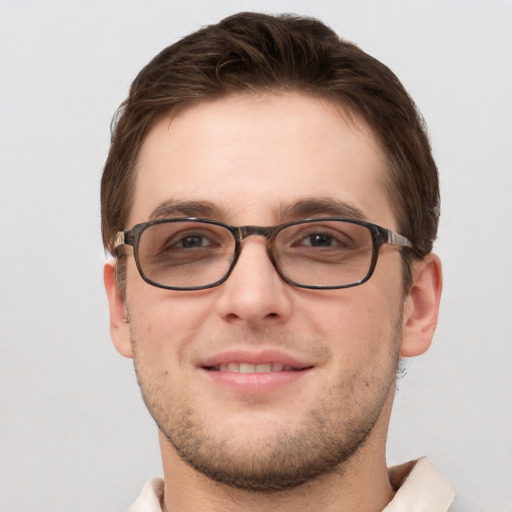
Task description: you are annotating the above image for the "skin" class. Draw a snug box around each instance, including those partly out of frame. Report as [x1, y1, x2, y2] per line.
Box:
[105, 93, 442, 512]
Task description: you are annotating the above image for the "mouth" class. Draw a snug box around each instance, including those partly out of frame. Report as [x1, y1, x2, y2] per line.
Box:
[205, 362, 305, 373]
[199, 350, 314, 392]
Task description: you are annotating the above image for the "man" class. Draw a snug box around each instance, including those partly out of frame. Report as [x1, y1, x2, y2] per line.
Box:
[101, 12, 454, 511]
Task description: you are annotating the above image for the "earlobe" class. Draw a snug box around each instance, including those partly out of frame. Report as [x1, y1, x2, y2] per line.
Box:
[400, 254, 443, 358]
[104, 259, 133, 358]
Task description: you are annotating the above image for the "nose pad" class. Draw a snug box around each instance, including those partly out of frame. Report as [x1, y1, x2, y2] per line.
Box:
[229, 238, 281, 289]
[215, 238, 293, 325]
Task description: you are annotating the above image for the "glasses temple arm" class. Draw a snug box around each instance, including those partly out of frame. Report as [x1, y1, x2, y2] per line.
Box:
[387, 230, 412, 248]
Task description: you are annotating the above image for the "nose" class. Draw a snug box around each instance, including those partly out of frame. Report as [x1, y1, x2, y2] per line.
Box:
[214, 237, 293, 327]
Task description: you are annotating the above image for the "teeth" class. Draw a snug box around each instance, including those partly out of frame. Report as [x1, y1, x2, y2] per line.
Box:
[256, 363, 272, 373]
[214, 362, 296, 373]
[227, 362, 239, 372]
[240, 363, 255, 374]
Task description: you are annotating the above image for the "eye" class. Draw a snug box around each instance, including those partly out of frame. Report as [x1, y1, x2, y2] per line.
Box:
[176, 234, 212, 249]
[300, 232, 340, 248]
[139, 222, 231, 268]
[156, 228, 223, 255]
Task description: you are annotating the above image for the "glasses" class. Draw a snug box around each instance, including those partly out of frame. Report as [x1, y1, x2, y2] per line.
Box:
[114, 217, 412, 291]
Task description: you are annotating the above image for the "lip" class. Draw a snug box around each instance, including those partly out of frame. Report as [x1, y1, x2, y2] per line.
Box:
[198, 349, 314, 393]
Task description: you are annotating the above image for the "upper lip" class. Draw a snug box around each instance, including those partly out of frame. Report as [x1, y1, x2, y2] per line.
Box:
[199, 348, 313, 370]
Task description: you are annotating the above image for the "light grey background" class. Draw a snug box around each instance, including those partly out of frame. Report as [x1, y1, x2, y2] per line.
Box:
[1, 1, 511, 511]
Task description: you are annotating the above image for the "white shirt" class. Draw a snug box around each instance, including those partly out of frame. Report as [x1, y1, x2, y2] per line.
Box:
[128, 457, 454, 512]
[383, 457, 454, 511]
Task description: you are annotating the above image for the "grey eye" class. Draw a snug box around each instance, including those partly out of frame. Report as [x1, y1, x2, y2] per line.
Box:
[302, 233, 339, 247]
[176, 234, 211, 249]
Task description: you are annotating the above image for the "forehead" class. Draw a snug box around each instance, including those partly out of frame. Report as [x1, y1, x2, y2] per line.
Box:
[131, 93, 395, 228]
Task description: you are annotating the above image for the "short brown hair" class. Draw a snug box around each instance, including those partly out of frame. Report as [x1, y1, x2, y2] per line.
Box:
[101, 12, 439, 291]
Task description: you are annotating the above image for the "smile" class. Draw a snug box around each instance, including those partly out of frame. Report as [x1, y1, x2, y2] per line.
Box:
[208, 362, 301, 373]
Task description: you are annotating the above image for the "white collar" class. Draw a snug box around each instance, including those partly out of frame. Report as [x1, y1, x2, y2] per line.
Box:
[383, 457, 454, 511]
[129, 457, 454, 511]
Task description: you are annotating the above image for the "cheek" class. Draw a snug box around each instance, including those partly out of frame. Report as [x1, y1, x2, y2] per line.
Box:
[126, 278, 214, 363]
[303, 286, 402, 360]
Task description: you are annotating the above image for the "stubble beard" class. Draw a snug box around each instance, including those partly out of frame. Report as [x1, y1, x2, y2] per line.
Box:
[131, 323, 402, 494]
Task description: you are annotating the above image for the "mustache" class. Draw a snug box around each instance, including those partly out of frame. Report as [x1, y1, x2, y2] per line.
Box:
[206, 327, 331, 356]
[130, 322, 333, 362]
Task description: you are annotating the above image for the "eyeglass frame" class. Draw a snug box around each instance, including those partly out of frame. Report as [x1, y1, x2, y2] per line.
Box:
[113, 216, 412, 291]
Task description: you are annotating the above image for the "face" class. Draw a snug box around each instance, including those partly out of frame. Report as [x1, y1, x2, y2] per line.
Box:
[111, 93, 411, 491]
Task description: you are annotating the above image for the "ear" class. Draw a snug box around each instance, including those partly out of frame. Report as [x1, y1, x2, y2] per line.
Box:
[400, 253, 443, 357]
[104, 258, 133, 358]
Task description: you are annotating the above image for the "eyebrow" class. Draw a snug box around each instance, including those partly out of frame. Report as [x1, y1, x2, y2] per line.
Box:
[149, 197, 367, 224]
[277, 198, 368, 222]
[149, 199, 227, 220]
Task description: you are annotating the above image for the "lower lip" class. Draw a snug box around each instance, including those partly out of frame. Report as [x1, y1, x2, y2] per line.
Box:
[200, 368, 311, 393]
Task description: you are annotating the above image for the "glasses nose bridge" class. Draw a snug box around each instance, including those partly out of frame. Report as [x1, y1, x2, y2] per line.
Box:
[235, 225, 279, 268]
[232, 225, 281, 281]
[237, 225, 277, 243]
